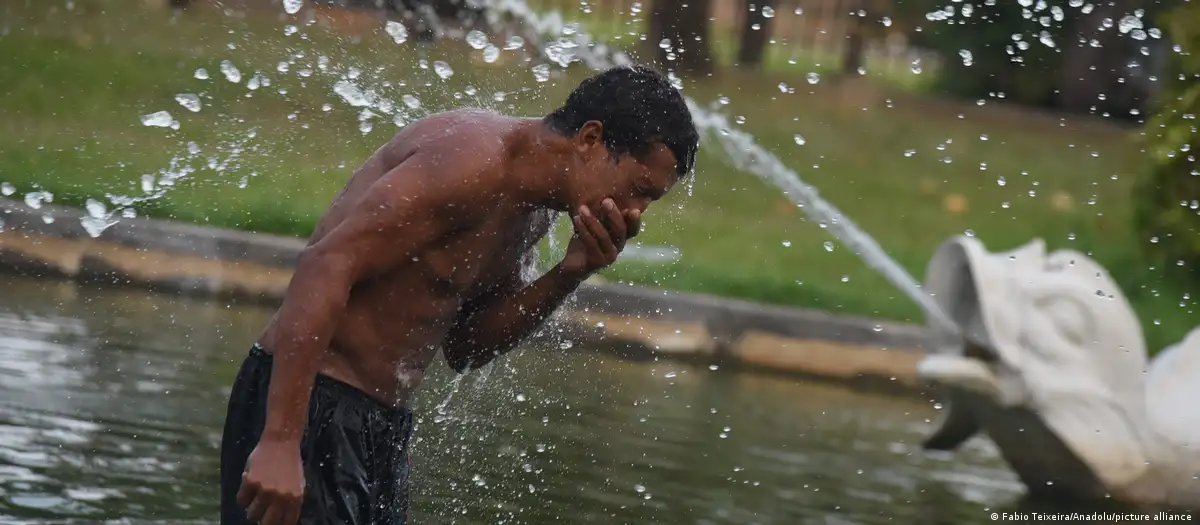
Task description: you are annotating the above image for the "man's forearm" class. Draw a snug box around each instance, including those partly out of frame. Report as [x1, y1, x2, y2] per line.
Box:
[444, 263, 588, 372]
[261, 258, 351, 444]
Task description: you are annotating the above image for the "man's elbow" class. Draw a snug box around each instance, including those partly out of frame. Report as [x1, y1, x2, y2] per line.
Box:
[442, 343, 500, 374]
[444, 347, 472, 374]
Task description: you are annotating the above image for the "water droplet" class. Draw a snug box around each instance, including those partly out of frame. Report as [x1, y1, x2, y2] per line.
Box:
[708, 364, 719, 371]
[140, 111, 175, 128]
[385, 21, 408, 44]
[333, 80, 370, 107]
[482, 45, 500, 63]
[959, 49, 974, 66]
[664, 371, 677, 378]
[283, 0, 302, 14]
[903, 149, 916, 157]
[220, 60, 242, 83]
[873, 324, 883, 332]
[515, 393, 526, 402]
[634, 484, 646, 493]
[504, 35, 525, 50]
[997, 176, 1006, 186]
[782, 240, 792, 247]
[174, 93, 201, 112]
[23, 191, 52, 210]
[0, 182, 14, 196]
[532, 64, 551, 82]
[793, 134, 806, 146]
[466, 30, 490, 50]
[761, 6, 775, 17]
[433, 61, 454, 79]
[840, 275, 850, 282]
[194, 68, 209, 80]
[1118, 14, 1142, 34]
[806, 72, 820, 84]
[402, 94, 421, 109]
[823, 241, 834, 252]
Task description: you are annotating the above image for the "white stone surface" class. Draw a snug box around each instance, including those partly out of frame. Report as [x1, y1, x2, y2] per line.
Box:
[917, 235, 1200, 506]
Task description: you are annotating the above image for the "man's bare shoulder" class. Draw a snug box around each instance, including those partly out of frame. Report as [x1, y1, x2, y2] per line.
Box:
[374, 108, 518, 194]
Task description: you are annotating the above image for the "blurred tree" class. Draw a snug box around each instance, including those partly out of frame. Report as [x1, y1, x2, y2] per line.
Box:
[1135, 1, 1200, 285]
[647, 0, 715, 75]
[841, 0, 867, 75]
[736, 0, 775, 69]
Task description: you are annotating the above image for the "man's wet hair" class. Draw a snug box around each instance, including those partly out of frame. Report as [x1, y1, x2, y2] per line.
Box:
[544, 65, 699, 178]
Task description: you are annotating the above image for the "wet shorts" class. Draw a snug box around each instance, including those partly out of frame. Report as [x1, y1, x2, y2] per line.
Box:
[219, 344, 414, 525]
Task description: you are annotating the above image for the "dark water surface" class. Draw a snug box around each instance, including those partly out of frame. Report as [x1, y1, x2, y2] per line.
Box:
[0, 277, 1036, 524]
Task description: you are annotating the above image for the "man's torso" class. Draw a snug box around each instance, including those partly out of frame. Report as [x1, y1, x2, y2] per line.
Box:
[260, 109, 554, 405]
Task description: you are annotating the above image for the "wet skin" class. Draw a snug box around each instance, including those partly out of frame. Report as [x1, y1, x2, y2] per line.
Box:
[237, 108, 680, 525]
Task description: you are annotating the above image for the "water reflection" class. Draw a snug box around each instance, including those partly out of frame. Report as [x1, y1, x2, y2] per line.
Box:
[0, 277, 1034, 524]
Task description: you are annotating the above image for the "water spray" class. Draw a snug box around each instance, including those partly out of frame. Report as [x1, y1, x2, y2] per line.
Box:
[476, 0, 964, 341]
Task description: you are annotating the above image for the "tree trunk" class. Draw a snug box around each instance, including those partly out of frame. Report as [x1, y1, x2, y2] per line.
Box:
[1055, 0, 1129, 113]
[736, 0, 774, 68]
[841, 0, 866, 75]
[647, 0, 715, 76]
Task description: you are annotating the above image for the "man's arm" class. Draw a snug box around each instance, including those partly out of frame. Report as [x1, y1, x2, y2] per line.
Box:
[442, 201, 641, 373]
[258, 159, 452, 445]
[441, 259, 588, 373]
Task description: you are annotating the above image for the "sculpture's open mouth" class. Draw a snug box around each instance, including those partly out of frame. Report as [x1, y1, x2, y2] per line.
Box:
[918, 335, 1009, 394]
[916, 339, 1013, 452]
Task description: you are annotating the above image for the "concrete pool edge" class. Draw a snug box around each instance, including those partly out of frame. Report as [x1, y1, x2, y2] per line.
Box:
[0, 199, 935, 392]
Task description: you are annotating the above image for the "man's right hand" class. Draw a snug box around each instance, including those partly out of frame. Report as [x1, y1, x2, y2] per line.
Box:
[237, 440, 305, 525]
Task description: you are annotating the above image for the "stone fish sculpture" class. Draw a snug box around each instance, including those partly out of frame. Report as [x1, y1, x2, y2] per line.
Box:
[915, 235, 1200, 507]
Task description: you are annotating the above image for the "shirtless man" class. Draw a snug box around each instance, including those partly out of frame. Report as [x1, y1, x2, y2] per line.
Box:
[218, 64, 699, 525]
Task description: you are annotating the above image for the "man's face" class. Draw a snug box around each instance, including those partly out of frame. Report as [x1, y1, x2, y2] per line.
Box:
[582, 144, 678, 216]
[569, 121, 679, 217]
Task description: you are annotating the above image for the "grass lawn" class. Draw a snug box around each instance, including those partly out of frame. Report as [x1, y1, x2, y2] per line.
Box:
[0, 0, 1194, 351]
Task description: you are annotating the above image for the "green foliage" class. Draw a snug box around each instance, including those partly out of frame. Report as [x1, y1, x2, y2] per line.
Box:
[892, 0, 1071, 105]
[892, 0, 1176, 114]
[1136, 2, 1200, 285]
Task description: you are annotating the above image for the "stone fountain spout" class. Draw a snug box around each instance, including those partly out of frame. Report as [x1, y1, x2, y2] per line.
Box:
[916, 235, 1200, 507]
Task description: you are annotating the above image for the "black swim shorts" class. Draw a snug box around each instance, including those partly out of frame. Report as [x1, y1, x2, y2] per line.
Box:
[219, 344, 414, 525]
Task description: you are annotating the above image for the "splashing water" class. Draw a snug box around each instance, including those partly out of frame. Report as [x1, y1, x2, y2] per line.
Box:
[72, 0, 958, 342]
[220, 60, 242, 83]
[140, 110, 178, 129]
[479, 0, 963, 340]
[384, 20, 409, 44]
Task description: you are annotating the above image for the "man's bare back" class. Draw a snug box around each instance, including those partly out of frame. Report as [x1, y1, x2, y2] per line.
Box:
[258, 109, 555, 407]
[221, 65, 700, 525]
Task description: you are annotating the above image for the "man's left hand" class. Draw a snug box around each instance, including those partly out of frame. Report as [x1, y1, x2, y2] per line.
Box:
[560, 198, 641, 278]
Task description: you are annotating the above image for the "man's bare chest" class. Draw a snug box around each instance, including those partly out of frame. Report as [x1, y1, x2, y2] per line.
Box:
[416, 209, 555, 296]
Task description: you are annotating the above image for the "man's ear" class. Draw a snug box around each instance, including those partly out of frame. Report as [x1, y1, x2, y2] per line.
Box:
[575, 120, 604, 154]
